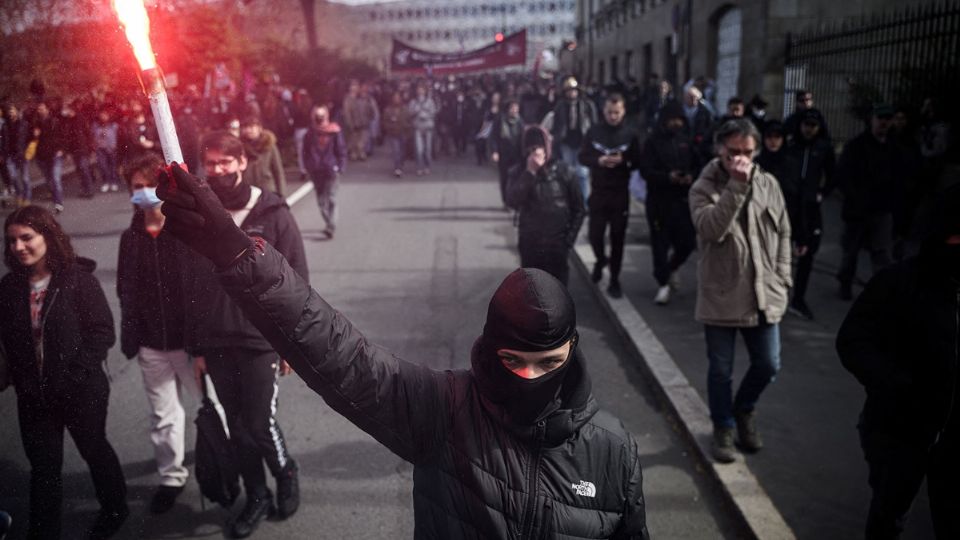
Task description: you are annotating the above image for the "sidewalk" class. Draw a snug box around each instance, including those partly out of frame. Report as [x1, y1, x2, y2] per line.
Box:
[573, 198, 936, 539]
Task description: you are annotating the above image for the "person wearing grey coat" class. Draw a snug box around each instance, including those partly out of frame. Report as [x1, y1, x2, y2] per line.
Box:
[688, 118, 791, 463]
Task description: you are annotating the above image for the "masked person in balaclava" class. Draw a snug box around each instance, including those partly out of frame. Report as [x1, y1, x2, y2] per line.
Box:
[154, 161, 651, 538]
[180, 131, 308, 538]
[838, 181, 960, 538]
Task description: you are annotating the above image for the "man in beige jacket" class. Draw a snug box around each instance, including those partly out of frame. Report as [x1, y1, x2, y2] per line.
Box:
[689, 118, 792, 463]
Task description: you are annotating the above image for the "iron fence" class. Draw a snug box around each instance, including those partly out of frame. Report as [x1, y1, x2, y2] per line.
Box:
[784, 1, 960, 143]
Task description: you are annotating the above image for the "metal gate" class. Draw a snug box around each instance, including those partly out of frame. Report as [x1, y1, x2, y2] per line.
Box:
[784, 1, 960, 143]
[715, 8, 742, 113]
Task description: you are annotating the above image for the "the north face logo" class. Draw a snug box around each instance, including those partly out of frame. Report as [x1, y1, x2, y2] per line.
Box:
[571, 480, 596, 497]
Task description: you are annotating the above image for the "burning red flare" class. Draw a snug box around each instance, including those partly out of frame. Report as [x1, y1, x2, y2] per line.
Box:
[111, 0, 157, 70]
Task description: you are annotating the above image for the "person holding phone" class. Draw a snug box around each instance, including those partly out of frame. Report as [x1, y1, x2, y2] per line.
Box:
[578, 93, 642, 298]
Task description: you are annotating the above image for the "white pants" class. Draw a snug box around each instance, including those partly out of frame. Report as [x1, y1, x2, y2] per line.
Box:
[138, 347, 198, 487]
[294, 127, 309, 175]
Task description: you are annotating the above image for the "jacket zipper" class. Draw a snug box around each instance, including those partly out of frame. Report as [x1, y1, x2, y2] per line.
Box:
[38, 287, 59, 399]
[800, 147, 810, 181]
[152, 236, 169, 349]
[520, 421, 546, 538]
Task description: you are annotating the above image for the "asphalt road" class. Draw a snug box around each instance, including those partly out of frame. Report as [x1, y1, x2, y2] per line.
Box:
[0, 154, 740, 539]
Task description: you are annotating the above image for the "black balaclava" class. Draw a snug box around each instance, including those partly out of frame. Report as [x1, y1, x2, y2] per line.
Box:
[476, 268, 578, 425]
[207, 171, 251, 210]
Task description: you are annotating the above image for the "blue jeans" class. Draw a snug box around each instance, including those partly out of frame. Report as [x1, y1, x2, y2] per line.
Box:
[387, 135, 405, 171]
[705, 319, 781, 428]
[37, 155, 64, 205]
[414, 128, 433, 170]
[559, 143, 590, 201]
[96, 149, 121, 188]
[7, 159, 30, 200]
[72, 153, 95, 193]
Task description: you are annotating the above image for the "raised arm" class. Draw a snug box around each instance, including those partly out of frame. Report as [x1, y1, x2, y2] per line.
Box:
[157, 164, 449, 463]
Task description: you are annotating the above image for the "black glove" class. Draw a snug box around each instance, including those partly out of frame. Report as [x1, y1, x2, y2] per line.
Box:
[156, 163, 253, 268]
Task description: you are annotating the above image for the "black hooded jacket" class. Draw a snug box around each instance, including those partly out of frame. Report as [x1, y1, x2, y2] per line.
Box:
[0, 257, 115, 404]
[785, 110, 836, 205]
[210, 246, 650, 539]
[639, 102, 703, 203]
[117, 210, 200, 358]
[837, 186, 960, 446]
[184, 189, 308, 354]
[506, 152, 586, 252]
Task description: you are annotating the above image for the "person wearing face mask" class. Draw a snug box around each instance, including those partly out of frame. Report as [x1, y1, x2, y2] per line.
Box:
[689, 118, 791, 463]
[837, 182, 960, 539]
[0, 206, 128, 539]
[184, 132, 307, 538]
[640, 100, 703, 305]
[154, 163, 651, 539]
[116, 153, 201, 514]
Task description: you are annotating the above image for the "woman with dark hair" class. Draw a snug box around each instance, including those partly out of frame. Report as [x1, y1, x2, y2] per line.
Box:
[0, 206, 128, 539]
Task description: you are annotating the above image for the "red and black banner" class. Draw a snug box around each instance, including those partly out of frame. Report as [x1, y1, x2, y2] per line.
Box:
[390, 30, 527, 75]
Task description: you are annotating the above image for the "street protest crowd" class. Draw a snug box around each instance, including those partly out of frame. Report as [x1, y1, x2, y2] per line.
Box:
[1, 62, 958, 540]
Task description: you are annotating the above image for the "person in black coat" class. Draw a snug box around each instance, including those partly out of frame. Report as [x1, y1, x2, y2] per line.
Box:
[0, 206, 128, 539]
[505, 126, 585, 286]
[155, 162, 652, 540]
[489, 100, 524, 207]
[834, 104, 906, 300]
[187, 131, 306, 538]
[836, 183, 960, 539]
[116, 153, 202, 514]
[639, 100, 702, 305]
[782, 110, 836, 318]
[578, 93, 642, 298]
[1, 103, 31, 204]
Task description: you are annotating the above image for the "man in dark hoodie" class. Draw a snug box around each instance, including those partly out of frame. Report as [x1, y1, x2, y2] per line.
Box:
[783, 109, 836, 319]
[116, 153, 200, 514]
[505, 126, 585, 286]
[640, 100, 702, 305]
[579, 93, 642, 298]
[837, 182, 960, 539]
[834, 104, 906, 301]
[186, 131, 306, 538]
[155, 163, 651, 539]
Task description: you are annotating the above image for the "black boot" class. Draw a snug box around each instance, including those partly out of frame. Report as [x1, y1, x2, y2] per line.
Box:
[230, 490, 275, 539]
[87, 504, 129, 540]
[591, 261, 605, 283]
[275, 460, 300, 519]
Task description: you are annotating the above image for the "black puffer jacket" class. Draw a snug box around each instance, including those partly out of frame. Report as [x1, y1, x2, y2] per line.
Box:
[506, 158, 586, 252]
[117, 211, 198, 358]
[0, 258, 115, 404]
[184, 189, 308, 354]
[213, 244, 650, 539]
[837, 186, 960, 445]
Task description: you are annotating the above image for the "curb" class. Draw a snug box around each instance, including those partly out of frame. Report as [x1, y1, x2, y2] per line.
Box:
[571, 243, 796, 540]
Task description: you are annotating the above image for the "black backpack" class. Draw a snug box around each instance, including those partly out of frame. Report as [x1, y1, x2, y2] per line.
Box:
[195, 374, 239, 508]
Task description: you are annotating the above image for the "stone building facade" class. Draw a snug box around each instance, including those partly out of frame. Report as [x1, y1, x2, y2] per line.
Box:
[575, 0, 944, 118]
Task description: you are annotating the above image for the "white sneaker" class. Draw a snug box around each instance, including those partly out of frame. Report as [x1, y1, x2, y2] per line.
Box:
[654, 285, 671, 305]
[110, 184, 119, 192]
[669, 272, 681, 290]
[100, 184, 110, 193]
